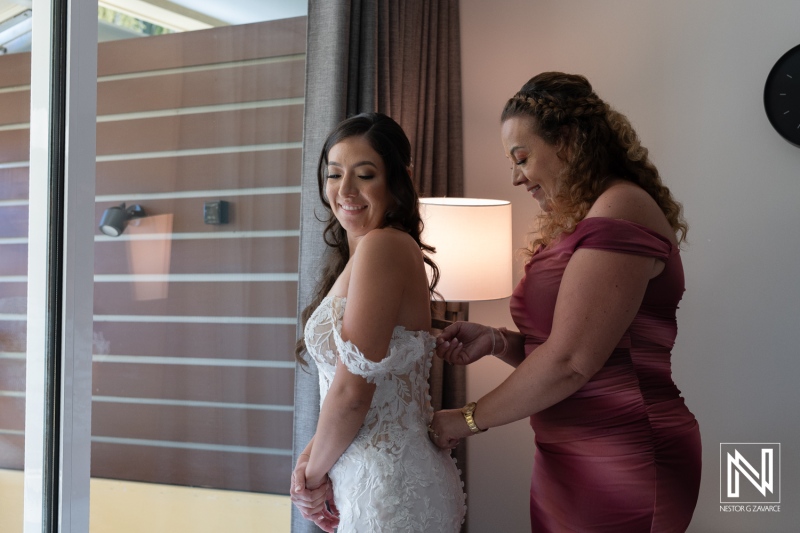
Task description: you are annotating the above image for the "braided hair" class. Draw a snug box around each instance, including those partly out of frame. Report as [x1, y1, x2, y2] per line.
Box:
[501, 72, 687, 253]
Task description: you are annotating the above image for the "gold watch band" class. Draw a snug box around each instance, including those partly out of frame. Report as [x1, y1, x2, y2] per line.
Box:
[461, 401, 487, 433]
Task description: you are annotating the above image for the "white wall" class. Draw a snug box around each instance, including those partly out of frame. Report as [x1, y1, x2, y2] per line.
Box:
[460, 1, 800, 531]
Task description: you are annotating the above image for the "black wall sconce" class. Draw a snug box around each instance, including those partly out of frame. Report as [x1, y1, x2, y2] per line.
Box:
[98, 203, 146, 236]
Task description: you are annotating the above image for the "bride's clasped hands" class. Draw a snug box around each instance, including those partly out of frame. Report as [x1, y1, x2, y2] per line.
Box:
[290, 455, 339, 532]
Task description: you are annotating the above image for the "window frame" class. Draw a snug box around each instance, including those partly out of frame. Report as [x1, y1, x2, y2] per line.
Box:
[23, 0, 97, 531]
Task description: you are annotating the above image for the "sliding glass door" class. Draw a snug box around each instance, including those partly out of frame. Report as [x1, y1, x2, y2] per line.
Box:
[12, 1, 306, 531]
[0, 5, 33, 532]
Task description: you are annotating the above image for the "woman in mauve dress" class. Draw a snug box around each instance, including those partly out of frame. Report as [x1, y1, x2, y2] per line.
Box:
[430, 72, 701, 533]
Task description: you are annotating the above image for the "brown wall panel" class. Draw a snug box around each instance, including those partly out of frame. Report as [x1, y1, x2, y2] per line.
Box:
[97, 17, 306, 77]
[0, 91, 30, 126]
[91, 442, 291, 494]
[93, 236, 299, 275]
[0, 52, 30, 89]
[93, 281, 297, 317]
[0, 244, 27, 276]
[0, 321, 26, 352]
[0, 205, 27, 238]
[94, 193, 300, 234]
[0, 17, 307, 494]
[0, 168, 29, 200]
[0, 281, 27, 302]
[0, 129, 28, 164]
[92, 322, 295, 361]
[0, 359, 24, 392]
[95, 149, 301, 195]
[92, 403, 292, 449]
[0, 434, 24, 470]
[92, 364, 294, 405]
[0, 397, 24, 429]
[98, 60, 305, 115]
[96, 105, 303, 156]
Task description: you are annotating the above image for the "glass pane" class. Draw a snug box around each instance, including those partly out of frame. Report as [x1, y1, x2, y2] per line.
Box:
[90, 2, 306, 531]
[0, 5, 33, 532]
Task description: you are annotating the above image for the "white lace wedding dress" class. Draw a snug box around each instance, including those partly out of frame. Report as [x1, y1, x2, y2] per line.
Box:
[304, 295, 466, 532]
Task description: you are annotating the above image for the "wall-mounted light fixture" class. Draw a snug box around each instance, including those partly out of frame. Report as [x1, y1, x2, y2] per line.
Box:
[98, 203, 146, 236]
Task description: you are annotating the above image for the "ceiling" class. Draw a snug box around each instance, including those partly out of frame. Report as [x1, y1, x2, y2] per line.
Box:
[165, 0, 307, 25]
[0, 0, 308, 54]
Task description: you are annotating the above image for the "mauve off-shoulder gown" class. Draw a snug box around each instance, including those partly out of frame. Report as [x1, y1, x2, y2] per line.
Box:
[510, 217, 701, 532]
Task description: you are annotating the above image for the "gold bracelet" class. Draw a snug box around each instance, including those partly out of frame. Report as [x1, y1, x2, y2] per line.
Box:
[461, 401, 487, 433]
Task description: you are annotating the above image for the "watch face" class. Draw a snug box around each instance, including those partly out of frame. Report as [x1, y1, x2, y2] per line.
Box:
[764, 43, 800, 147]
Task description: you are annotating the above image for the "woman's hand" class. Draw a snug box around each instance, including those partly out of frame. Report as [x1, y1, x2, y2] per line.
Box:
[435, 322, 494, 365]
[429, 408, 474, 449]
[290, 457, 339, 531]
[307, 480, 339, 533]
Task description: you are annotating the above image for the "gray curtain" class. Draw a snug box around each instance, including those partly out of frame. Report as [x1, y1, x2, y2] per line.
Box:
[293, 1, 465, 531]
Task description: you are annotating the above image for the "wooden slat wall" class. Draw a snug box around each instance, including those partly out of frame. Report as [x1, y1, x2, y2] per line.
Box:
[0, 44, 29, 472]
[0, 16, 306, 495]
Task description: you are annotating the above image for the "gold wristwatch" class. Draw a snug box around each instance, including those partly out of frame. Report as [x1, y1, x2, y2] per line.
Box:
[461, 402, 487, 433]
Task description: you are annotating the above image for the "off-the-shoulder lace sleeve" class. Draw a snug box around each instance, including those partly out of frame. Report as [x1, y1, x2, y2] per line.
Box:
[571, 217, 674, 260]
[328, 297, 431, 382]
[305, 296, 436, 383]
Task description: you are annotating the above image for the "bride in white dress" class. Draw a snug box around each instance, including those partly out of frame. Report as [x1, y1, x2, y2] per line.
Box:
[290, 113, 466, 532]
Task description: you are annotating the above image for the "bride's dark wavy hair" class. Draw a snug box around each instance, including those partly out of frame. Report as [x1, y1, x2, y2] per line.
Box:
[295, 112, 439, 365]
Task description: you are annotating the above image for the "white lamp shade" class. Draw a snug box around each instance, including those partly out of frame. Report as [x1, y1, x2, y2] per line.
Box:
[420, 198, 512, 302]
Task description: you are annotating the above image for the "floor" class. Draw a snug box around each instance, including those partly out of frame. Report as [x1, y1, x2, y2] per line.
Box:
[0, 469, 291, 532]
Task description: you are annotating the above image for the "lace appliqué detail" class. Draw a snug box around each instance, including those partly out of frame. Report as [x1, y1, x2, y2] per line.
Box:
[304, 296, 466, 532]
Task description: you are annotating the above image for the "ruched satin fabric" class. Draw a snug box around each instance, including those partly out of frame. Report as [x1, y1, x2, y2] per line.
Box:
[510, 217, 701, 532]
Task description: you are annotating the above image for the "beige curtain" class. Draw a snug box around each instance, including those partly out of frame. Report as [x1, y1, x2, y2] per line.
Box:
[293, 1, 465, 531]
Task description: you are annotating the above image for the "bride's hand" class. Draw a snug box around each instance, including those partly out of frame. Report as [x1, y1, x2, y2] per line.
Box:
[308, 479, 339, 533]
[436, 322, 494, 365]
[290, 457, 330, 520]
[291, 456, 340, 532]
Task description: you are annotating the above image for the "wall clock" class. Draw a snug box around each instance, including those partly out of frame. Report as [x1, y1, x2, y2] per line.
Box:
[764, 43, 800, 147]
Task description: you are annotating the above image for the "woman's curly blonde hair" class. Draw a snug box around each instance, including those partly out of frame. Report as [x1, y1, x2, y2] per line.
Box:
[501, 72, 688, 254]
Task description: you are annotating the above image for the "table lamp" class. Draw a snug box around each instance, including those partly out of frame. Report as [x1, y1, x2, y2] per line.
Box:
[419, 198, 513, 327]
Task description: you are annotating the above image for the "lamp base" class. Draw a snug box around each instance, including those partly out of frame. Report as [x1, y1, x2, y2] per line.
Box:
[431, 301, 469, 330]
